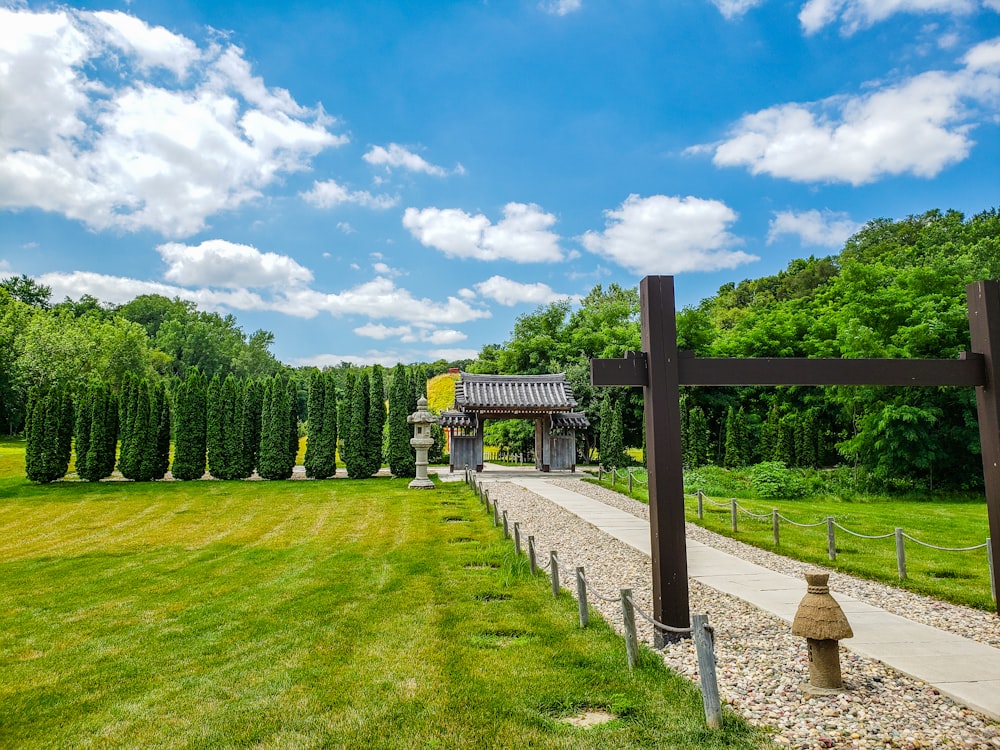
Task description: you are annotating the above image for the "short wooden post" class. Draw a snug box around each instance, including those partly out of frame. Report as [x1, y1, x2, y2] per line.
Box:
[692, 613, 722, 729]
[730, 499, 738, 533]
[628, 468, 633, 493]
[576, 567, 589, 628]
[772, 508, 780, 546]
[513, 522, 521, 555]
[989, 537, 996, 602]
[493, 501, 500, 527]
[621, 588, 638, 670]
[483, 489, 490, 513]
[502, 510, 510, 539]
[528, 535, 537, 575]
[612, 467, 617, 486]
[697, 489, 704, 519]
[598, 465, 603, 481]
[827, 517, 836, 561]
[551, 551, 560, 598]
[895, 528, 906, 580]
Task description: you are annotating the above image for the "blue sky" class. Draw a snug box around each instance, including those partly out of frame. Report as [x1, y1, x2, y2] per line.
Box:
[1, 0, 999, 367]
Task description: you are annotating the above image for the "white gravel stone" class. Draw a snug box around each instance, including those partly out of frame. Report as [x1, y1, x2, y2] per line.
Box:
[478, 476, 1000, 749]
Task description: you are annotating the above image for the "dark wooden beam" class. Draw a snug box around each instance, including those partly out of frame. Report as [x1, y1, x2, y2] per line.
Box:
[967, 280, 1000, 614]
[593, 352, 986, 388]
[639, 277, 691, 637]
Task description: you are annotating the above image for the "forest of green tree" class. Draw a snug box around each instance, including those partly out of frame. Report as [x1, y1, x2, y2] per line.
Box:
[6, 206, 1000, 491]
[471, 207, 1000, 492]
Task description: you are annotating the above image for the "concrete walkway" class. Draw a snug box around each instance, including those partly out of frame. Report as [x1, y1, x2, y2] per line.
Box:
[495, 473, 1000, 721]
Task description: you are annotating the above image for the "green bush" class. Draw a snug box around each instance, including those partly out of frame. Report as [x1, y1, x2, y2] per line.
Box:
[750, 461, 807, 499]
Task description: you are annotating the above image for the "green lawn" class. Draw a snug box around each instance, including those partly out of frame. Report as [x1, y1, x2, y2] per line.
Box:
[0, 443, 768, 749]
[590, 472, 994, 610]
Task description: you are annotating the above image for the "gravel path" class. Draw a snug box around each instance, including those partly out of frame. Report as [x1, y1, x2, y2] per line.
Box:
[480, 476, 1000, 750]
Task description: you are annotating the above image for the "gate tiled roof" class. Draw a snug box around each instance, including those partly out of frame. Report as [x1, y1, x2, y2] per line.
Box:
[455, 373, 577, 411]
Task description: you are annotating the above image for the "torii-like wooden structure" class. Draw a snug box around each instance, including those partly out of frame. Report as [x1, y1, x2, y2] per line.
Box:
[592, 276, 1000, 639]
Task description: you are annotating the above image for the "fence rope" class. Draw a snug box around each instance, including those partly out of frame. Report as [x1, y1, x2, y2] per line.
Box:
[832, 522, 895, 540]
[774, 513, 828, 528]
[900, 534, 988, 552]
[735, 503, 772, 520]
[578, 570, 620, 603]
[626, 594, 694, 635]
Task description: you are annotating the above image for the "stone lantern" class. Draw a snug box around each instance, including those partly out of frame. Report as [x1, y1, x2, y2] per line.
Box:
[407, 396, 438, 489]
[792, 571, 854, 692]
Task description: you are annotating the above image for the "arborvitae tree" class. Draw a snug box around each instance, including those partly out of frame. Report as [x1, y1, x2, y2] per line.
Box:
[367, 365, 386, 474]
[74, 383, 94, 478]
[598, 395, 611, 468]
[686, 405, 710, 468]
[120, 379, 156, 481]
[723, 406, 749, 468]
[599, 392, 627, 469]
[80, 382, 117, 481]
[117, 374, 138, 479]
[322, 372, 338, 476]
[259, 375, 292, 480]
[304, 370, 324, 478]
[304, 370, 337, 479]
[136, 380, 159, 481]
[410, 365, 425, 413]
[775, 415, 797, 466]
[387, 363, 416, 478]
[797, 411, 818, 468]
[287, 377, 300, 474]
[346, 372, 372, 478]
[172, 368, 207, 480]
[152, 381, 171, 480]
[761, 403, 780, 464]
[58, 385, 74, 474]
[224, 374, 244, 479]
[339, 371, 358, 474]
[26, 384, 71, 483]
[207, 374, 225, 478]
[240, 379, 262, 478]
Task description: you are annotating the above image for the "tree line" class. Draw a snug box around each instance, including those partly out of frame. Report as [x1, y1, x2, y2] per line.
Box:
[472, 207, 1000, 492]
[25, 363, 429, 484]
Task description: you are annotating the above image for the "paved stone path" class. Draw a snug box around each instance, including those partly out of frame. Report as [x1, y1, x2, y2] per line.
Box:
[442, 467, 1000, 720]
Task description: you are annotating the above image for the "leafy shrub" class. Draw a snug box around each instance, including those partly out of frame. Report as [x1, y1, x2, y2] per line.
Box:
[750, 461, 807, 499]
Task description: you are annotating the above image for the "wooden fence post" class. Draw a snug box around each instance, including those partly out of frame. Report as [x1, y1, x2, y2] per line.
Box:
[698, 489, 704, 519]
[621, 588, 638, 669]
[730, 499, 738, 533]
[692, 614, 722, 730]
[895, 528, 906, 580]
[772, 508, 780, 546]
[827, 517, 836, 561]
[502, 510, 509, 539]
[550, 551, 560, 598]
[513, 522, 521, 555]
[528, 536, 537, 575]
[576, 567, 589, 628]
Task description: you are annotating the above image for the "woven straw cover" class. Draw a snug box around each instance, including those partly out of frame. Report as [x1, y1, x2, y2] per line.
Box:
[791, 571, 854, 641]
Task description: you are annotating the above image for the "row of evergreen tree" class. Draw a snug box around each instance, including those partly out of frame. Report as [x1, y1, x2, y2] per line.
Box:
[25, 363, 427, 484]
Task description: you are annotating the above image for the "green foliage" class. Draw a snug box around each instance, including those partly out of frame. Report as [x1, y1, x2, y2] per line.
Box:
[240, 379, 263, 478]
[750, 461, 808, 499]
[25, 384, 71, 483]
[387, 364, 415, 478]
[304, 371, 338, 479]
[207, 374, 245, 480]
[683, 404, 710, 469]
[366, 365, 386, 474]
[171, 369, 207, 481]
[599, 393, 628, 468]
[345, 373, 374, 478]
[152, 381, 171, 480]
[258, 375, 293, 480]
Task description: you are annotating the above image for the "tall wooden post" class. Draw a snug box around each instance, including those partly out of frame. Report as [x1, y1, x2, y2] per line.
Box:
[967, 280, 1000, 607]
[640, 276, 691, 638]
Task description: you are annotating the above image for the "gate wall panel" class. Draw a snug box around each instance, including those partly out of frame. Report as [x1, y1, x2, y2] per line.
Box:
[550, 436, 576, 471]
[450, 436, 481, 471]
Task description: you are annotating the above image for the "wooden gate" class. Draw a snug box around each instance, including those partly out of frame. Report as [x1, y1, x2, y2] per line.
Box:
[450, 435, 482, 472]
[549, 436, 576, 471]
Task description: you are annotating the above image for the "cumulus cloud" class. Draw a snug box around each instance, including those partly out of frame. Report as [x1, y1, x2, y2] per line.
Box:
[580, 194, 757, 276]
[300, 179, 398, 209]
[353, 323, 468, 346]
[354, 323, 411, 340]
[698, 43, 1000, 185]
[293, 348, 478, 368]
[403, 202, 565, 263]
[799, 0, 979, 35]
[0, 6, 344, 237]
[767, 209, 861, 247]
[157, 239, 313, 288]
[363, 143, 461, 176]
[540, 0, 582, 15]
[709, 0, 766, 19]
[473, 275, 578, 306]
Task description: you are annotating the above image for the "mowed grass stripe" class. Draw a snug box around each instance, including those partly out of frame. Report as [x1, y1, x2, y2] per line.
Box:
[1, 476, 767, 749]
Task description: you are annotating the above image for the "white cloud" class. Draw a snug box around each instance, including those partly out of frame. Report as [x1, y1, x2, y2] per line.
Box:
[157, 239, 313, 288]
[300, 179, 398, 209]
[580, 194, 758, 276]
[473, 275, 578, 306]
[767, 209, 861, 247]
[799, 0, 978, 35]
[293, 346, 478, 368]
[363, 143, 461, 176]
[355, 323, 411, 340]
[89, 10, 200, 77]
[540, 0, 582, 15]
[403, 202, 565, 263]
[709, 0, 766, 19]
[700, 45, 1000, 185]
[336, 222, 356, 234]
[0, 259, 13, 275]
[0, 7, 344, 237]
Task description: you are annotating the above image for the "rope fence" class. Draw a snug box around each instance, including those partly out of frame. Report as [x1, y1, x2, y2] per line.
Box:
[589, 465, 997, 600]
[464, 468, 722, 729]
